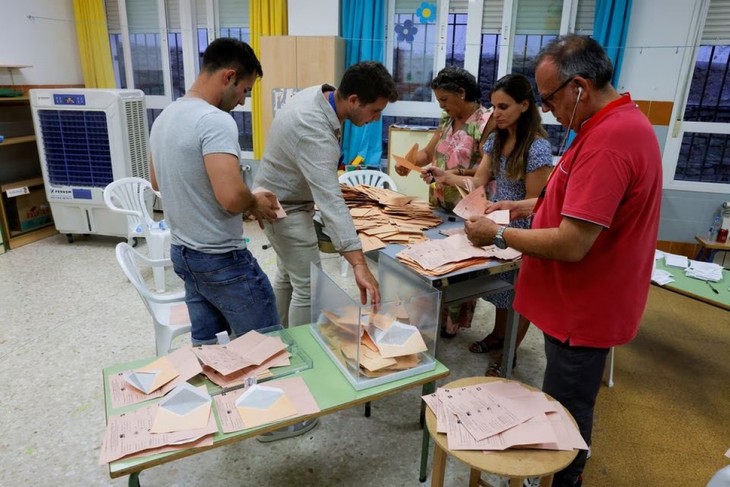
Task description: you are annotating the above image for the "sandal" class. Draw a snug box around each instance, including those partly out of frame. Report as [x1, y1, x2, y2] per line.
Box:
[468, 335, 504, 354]
[485, 354, 517, 377]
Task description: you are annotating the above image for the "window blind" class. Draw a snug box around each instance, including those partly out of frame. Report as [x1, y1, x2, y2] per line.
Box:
[703, 0, 730, 44]
[574, 0, 595, 35]
[482, 0, 504, 34]
[515, 0, 562, 35]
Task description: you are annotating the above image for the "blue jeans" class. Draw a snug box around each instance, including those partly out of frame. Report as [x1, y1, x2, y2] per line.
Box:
[543, 333, 609, 487]
[171, 245, 279, 345]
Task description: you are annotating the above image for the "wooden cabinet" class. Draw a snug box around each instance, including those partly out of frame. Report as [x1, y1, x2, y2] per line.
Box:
[0, 96, 56, 249]
[259, 36, 345, 148]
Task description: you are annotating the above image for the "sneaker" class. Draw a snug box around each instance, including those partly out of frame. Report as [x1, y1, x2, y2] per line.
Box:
[256, 418, 319, 443]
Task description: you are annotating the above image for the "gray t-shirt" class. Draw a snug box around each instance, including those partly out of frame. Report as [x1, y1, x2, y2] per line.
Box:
[254, 85, 360, 252]
[149, 97, 245, 252]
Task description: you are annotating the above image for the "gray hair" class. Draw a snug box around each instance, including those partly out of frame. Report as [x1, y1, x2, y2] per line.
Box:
[535, 34, 614, 89]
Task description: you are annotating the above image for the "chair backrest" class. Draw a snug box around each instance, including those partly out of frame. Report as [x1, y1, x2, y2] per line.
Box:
[104, 177, 156, 239]
[339, 169, 398, 191]
[115, 242, 178, 304]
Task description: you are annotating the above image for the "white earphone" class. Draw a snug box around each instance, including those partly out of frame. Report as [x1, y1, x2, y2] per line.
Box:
[577, 86, 583, 101]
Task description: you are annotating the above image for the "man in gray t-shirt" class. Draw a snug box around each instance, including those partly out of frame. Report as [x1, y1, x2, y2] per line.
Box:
[149, 38, 280, 345]
[255, 62, 398, 326]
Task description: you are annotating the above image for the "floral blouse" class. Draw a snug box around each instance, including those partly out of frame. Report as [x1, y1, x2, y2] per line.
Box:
[430, 105, 493, 211]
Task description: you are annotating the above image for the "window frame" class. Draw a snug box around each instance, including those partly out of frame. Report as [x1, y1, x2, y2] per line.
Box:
[382, 0, 587, 128]
[109, 0, 254, 159]
[661, 0, 729, 193]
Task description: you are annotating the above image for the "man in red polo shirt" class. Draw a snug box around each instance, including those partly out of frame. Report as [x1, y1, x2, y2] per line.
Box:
[465, 34, 662, 487]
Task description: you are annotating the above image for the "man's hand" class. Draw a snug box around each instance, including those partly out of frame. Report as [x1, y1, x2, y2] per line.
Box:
[352, 263, 381, 307]
[464, 215, 500, 247]
[421, 166, 444, 184]
[485, 200, 532, 221]
[250, 191, 279, 229]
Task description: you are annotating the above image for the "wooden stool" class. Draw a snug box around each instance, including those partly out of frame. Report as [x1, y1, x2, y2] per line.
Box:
[426, 377, 579, 487]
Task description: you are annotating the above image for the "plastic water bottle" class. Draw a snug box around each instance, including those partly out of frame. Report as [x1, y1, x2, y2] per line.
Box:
[709, 214, 722, 241]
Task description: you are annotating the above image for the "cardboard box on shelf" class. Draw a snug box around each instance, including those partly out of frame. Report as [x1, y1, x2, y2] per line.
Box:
[4, 184, 53, 233]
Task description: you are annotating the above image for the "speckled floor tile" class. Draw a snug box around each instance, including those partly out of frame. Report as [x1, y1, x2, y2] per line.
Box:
[0, 219, 546, 486]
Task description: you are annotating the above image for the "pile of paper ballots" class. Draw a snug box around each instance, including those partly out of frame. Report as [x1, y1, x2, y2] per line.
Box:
[422, 381, 588, 452]
[319, 304, 428, 377]
[684, 260, 724, 282]
[397, 233, 522, 277]
[100, 330, 311, 465]
[340, 184, 442, 251]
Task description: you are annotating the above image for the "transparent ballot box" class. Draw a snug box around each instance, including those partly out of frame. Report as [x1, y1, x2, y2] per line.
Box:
[309, 261, 440, 390]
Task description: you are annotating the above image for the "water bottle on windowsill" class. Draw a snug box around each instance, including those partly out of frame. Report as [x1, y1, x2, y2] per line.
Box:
[709, 214, 722, 241]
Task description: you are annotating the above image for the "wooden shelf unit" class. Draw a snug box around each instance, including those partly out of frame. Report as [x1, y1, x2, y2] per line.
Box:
[0, 93, 57, 249]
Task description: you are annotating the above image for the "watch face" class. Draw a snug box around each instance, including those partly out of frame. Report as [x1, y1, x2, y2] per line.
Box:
[495, 236, 507, 249]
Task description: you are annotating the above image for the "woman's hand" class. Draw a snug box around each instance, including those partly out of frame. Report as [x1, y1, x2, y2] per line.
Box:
[421, 166, 446, 184]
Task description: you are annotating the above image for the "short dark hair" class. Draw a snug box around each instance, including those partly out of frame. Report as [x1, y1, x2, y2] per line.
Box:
[201, 38, 263, 80]
[430, 67, 481, 102]
[536, 34, 613, 89]
[338, 61, 399, 105]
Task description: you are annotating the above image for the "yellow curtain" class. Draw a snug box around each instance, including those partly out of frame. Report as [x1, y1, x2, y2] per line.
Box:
[73, 0, 116, 88]
[250, 0, 288, 159]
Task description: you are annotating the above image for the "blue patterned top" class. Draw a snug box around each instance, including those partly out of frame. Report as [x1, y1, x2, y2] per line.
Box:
[483, 134, 553, 229]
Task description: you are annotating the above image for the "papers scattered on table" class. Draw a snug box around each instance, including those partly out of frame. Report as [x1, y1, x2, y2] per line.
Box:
[423, 381, 587, 452]
[684, 260, 724, 282]
[664, 252, 689, 268]
[651, 269, 675, 286]
[99, 387, 218, 465]
[396, 233, 521, 276]
[341, 184, 442, 248]
[193, 330, 288, 376]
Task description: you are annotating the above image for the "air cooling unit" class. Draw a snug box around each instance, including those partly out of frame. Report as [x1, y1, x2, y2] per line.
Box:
[29, 89, 151, 241]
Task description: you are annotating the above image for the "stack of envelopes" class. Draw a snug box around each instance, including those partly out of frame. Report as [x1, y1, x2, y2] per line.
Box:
[396, 233, 522, 277]
[319, 304, 429, 377]
[340, 184, 442, 251]
[422, 381, 588, 452]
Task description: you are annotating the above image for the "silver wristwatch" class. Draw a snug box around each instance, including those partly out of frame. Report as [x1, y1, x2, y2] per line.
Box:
[493, 226, 508, 249]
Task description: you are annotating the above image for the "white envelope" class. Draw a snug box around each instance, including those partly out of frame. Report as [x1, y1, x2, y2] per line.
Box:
[151, 383, 212, 433]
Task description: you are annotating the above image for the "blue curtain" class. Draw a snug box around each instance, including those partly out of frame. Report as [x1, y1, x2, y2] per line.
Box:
[341, 0, 387, 168]
[593, 0, 632, 85]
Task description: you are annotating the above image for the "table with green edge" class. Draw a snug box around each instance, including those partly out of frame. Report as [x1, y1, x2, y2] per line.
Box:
[103, 325, 450, 486]
[654, 259, 730, 310]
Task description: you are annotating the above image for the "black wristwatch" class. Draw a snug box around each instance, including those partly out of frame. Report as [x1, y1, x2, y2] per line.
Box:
[493, 226, 508, 249]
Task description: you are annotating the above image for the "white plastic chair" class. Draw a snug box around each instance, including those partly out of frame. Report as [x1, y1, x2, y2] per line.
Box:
[337, 169, 397, 277]
[338, 169, 398, 191]
[115, 242, 191, 356]
[104, 177, 171, 291]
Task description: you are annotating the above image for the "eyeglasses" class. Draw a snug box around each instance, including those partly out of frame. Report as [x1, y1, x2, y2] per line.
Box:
[540, 77, 574, 110]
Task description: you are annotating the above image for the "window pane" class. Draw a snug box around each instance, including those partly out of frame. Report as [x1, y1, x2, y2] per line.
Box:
[478, 34, 500, 104]
[231, 112, 254, 151]
[684, 45, 730, 123]
[445, 13, 467, 69]
[392, 2, 437, 102]
[675, 132, 730, 183]
[126, 0, 164, 95]
[512, 34, 557, 96]
[109, 33, 128, 89]
[147, 109, 163, 132]
[381, 115, 439, 157]
[544, 124, 567, 157]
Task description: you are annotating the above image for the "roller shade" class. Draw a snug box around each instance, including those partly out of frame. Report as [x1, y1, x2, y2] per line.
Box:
[515, 0, 562, 35]
[575, 0, 595, 35]
[703, 0, 730, 44]
[482, 0, 504, 34]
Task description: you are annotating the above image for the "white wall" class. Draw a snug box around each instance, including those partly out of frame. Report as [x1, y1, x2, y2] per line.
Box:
[287, 0, 339, 36]
[618, 0, 694, 101]
[0, 0, 82, 86]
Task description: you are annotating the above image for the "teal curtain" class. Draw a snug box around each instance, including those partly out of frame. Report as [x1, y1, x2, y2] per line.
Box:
[341, 0, 387, 168]
[593, 0, 632, 85]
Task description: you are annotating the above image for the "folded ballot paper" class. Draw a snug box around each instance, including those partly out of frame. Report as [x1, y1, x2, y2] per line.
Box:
[235, 384, 298, 429]
[367, 321, 428, 358]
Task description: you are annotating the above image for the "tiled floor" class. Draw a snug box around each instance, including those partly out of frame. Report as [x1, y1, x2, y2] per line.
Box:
[0, 220, 546, 486]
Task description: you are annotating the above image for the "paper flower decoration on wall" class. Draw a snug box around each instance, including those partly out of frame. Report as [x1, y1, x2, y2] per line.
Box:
[417, 2, 437, 24]
[395, 19, 419, 43]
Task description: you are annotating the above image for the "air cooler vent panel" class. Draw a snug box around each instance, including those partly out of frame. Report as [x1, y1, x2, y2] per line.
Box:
[37, 109, 114, 188]
[123, 99, 148, 179]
